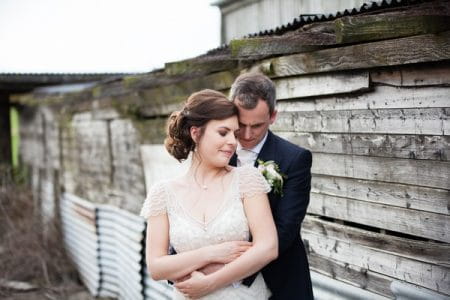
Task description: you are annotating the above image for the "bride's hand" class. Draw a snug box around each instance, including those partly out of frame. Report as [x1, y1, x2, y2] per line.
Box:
[175, 271, 213, 299]
[198, 263, 224, 275]
[208, 241, 252, 264]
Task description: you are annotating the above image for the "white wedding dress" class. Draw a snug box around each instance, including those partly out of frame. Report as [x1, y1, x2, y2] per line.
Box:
[140, 165, 272, 299]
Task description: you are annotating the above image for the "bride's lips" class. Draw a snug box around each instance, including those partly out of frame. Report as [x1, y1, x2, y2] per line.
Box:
[220, 150, 234, 158]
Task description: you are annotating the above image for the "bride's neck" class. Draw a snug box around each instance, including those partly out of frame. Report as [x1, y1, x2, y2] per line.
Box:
[188, 156, 224, 183]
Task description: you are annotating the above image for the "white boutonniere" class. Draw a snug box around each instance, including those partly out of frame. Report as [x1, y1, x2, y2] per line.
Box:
[257, 160, 286, 196]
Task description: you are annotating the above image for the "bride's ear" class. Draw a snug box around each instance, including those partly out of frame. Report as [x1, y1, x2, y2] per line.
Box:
[190, 126, 200, 143]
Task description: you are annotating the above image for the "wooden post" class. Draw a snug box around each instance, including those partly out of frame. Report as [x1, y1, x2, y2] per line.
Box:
[0, 92, 11, 166]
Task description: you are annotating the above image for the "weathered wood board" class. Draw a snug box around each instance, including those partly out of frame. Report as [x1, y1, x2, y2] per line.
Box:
[276, 132, 449, 161]
[308, 174, 450, 215]
[310, 153, 450, 189]
[274, 108, 449, 136]
[276, 85, 450, 111]
[275, 71, 370, 99]
[258, 31, 450, 77]
[303, 216, 450, 266]
[303, 224, 450, 294]
[307, 192, 450, 242]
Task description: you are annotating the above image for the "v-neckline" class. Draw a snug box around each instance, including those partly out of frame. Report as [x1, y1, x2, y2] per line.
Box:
[166, 168, 238, 231]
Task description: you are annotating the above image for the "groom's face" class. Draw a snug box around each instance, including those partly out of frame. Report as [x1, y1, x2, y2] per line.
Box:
[236, 99, 277, 149]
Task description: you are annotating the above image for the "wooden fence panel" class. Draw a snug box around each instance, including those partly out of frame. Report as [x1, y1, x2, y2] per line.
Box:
[302, 218, 450, 295]
[278, 132, 449, 161]
[310, 174, 450, 215]
[308, 193, 450, 242]
[311, 153, 450, 190]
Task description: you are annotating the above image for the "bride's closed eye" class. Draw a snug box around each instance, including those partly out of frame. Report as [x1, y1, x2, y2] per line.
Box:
[218, 130, 229, 137]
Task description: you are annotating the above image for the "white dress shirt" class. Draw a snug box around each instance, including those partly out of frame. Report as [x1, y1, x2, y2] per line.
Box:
[236, 132, 268, 166]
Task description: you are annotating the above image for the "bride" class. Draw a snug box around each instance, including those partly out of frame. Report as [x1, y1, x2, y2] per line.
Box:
[140, 89, 278, 299]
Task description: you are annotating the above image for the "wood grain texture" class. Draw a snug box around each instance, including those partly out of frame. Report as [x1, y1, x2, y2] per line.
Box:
[307, 252, 394, 298]
[230, 31, 336, 58]
[164, 55, 238, 76]
[303, 227, 450, 294]
[335, 15, 450, 44]
[307, 192, 450, 242]
[276, 85, 450, 111]
[370, 63, 450, 86]
[309, 174, 450, 215]
[276, 132, 450, 161]
[311, 153, 450, 189]
[274, 108, 449, 136]
[275, 71, 370, 99]
[258, 31, 450, 77]
[303, 216, 450, 266]
[138, 70, 240, 117]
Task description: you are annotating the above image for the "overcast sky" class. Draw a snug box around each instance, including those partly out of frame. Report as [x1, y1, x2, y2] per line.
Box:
[0, 0, 220, 73]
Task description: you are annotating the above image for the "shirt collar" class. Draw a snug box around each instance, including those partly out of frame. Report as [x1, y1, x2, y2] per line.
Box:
[237, 131, 268, 154]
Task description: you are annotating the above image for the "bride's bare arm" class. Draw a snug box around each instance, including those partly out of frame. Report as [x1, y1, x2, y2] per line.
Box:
[146, 214, 251, 282]
[176, 193, 278, 297]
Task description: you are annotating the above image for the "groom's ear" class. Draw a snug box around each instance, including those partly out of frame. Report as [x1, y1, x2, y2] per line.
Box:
[269, 110, 277, 125]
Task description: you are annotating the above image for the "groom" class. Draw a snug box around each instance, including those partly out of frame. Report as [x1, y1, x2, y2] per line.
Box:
[229, 72, 314, 300]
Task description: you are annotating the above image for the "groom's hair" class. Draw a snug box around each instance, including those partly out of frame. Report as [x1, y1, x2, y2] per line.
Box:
[229, 72, 276, 114]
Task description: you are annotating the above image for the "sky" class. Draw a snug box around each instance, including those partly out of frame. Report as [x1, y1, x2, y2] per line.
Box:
[0, 0, 220, 73]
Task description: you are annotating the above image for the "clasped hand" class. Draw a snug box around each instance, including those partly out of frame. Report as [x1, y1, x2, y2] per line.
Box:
[175, 240, 252, 299]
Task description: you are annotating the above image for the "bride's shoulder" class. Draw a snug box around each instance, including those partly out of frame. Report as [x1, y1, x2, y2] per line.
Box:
[235, 164, 260, 176]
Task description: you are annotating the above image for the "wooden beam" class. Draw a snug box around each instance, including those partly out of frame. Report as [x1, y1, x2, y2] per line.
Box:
[276, 85, 450, 112]
[307, 192, 450, 243]
[276, 132, 450, 161]
[230, 31, 336, 59]
[303, 216, 450, 266]
[137, 70, 240, 117]
[335, 15, 450, 44]
[274, 108, 449, 136]
[308, 252, 394, 298]
[257, 31, 450, 77]
[310, 153, 450, 190]
[370, 62, 450, 86]
[303, 224, 450, 295]
[275, 71, 370, 100]
[165, 55, 238, 76]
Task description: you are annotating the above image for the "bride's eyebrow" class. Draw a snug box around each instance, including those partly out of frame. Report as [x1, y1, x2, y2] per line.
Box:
[218, 126, 239, 132]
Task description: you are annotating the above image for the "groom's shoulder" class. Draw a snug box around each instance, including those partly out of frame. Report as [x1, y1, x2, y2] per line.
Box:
[271, 132, 310, 155]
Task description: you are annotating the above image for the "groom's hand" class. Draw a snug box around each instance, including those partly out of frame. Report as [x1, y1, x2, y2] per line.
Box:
[175, 271, 214, 299]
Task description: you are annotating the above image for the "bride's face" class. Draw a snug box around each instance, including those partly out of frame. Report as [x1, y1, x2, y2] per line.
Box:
[195, 116, 239, 167]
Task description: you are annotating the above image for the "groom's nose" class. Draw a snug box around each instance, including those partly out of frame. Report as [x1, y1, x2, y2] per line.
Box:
[242, 126, 252, 140]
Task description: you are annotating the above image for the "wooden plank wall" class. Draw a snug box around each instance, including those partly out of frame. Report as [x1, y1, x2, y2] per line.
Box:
[272, 63, 450, 298]
[13, 2, 450, 298]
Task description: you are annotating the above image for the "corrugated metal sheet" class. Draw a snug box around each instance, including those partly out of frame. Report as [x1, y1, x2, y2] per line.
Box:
[60, 193, 100, 296]
[60, 193, 173, 300]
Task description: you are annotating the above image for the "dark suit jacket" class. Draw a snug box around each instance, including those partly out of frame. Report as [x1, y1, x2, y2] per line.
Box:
[230, 130, 314, 300]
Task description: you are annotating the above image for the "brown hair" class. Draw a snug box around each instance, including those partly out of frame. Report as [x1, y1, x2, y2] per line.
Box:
[229, 72, 276, 114]
[165, 89, 238, 162]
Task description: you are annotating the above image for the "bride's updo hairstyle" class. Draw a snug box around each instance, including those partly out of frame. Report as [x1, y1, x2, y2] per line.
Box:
[165, 89, 238, 162]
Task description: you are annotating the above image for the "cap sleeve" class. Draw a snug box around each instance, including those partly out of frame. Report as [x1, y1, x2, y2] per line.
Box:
[238, 165, 271, 199]
[140, 181, 167, 218]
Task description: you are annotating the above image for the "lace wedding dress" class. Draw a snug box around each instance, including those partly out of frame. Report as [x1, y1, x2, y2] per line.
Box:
[140, 165, 272, 299]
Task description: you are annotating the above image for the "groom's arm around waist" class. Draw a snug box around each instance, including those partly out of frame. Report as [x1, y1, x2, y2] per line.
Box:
[242, 148, 312, 287]
[275, 148, 312, 254]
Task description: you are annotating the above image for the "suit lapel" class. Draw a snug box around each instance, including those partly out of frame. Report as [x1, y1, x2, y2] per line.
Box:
[230, 153, 237, 167]
[256, 130, 276, 166]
